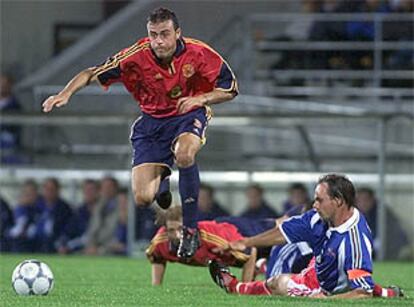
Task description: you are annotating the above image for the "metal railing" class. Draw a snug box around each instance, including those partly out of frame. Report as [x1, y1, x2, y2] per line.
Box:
[243, 13, 414, 89]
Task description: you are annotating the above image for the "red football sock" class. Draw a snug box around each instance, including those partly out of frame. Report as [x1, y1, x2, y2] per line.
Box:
[373, 284, 396, 297]
[234, 280, 272, 296]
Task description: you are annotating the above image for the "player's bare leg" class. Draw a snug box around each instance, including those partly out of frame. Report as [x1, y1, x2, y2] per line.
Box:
[174, 133, 202, 258]
[266, 274, 291, 295]
[132, 164, 166, 207]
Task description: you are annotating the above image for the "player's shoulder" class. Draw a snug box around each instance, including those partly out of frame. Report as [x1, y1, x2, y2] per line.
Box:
[183, 37, 218, 54]
[184, 37, 209, 47]
[151, 227, 168, 243]
[146, 227, 168, 253]
[197, 220, 219, 231]
[116, 38, 151, 58]
[291, 208, 319, 224]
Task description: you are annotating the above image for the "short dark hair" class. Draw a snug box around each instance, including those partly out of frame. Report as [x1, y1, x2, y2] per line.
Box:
[288, 182, 307, 193]
[357, 187, 375, 198]
[44, 177, 60, 190]
[147, 7, 179, 30]
[23, 179, 38, 190]
[318, 174, 356, 208]
[102, 176, 119, 189]
[83, 179, 99, 188]
[247, 184, 264, 195]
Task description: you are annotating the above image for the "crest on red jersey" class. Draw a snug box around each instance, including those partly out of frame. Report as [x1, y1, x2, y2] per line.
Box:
[182, 64, 195, 78]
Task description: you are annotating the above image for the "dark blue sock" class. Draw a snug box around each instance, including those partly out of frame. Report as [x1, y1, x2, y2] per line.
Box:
[178, 163, 200, 228]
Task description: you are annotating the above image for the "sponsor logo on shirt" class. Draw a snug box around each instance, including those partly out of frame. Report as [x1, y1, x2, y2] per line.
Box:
[169, 85, 182, 99]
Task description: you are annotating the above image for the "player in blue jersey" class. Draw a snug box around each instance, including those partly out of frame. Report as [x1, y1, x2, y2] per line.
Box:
[209, 174, 403, 299]
[253, 202, 314, 279]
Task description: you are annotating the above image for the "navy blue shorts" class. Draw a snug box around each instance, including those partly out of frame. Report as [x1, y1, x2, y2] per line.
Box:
[130, 107, 210, 172]
[215, 216, 276, 237]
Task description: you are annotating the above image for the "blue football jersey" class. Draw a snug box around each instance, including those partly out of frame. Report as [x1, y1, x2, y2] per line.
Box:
[280, 209, 374, 294]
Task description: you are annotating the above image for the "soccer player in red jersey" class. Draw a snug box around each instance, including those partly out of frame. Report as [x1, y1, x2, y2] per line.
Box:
[146, 206, 257, 286]
[42, 8, 238, 259]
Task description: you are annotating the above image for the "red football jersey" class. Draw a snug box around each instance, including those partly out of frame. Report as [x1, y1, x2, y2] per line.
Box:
[92, 37, 238, 118]
[146, 221, 250, 266]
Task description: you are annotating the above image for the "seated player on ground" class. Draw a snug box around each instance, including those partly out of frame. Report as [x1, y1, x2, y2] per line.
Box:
[209, 174, 403, 299]
[146, 205, 259, 285]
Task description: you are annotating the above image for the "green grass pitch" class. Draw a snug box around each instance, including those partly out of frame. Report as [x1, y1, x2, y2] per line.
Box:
[1, 254, 413, 306]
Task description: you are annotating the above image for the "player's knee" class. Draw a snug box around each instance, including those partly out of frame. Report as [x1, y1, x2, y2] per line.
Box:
[266, 277, 279, 293]
[175, 152, 195, 168]
[266, 275, 289, 295]
[133, 190, 154, 207]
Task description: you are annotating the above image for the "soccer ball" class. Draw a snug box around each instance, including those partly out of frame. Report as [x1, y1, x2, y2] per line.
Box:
[12, 259, 54, 295]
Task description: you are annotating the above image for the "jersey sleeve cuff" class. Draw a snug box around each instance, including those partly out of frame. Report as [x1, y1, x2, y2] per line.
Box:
[214, 80, 239, 94]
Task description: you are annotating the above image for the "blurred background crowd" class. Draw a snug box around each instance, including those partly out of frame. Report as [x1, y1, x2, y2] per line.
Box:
[1, 0, 413, 261]
[0, 176, 410, 260]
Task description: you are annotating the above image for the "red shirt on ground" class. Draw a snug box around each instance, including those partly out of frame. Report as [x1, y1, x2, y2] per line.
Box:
[146, 221, 250, 266]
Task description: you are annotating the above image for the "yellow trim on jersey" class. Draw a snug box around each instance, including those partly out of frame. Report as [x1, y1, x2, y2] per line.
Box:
[199, 230, 250, 262]
[184, 38, 238, 93]
[145, 232, 168, 256]
[93, 41, 150, 77]
[215, 79, 238, 93]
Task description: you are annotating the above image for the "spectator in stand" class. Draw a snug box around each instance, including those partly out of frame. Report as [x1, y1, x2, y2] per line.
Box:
[307, 0, 391, 70]
[195, 183, 229, 221]
[0, 73, 23, 164]
[356, 187, 409, 259]
[281, 183, 310, 216]
[107, 188, 129, 255]
[84, 176, 119, 255]
[240, 184, 279, 219]
[8, 180, 42, 252]
[57, 179, 100, 254]
[383, 0, 414, 87]
[35, 177, 73, 253]
[0, 195, 14, 252]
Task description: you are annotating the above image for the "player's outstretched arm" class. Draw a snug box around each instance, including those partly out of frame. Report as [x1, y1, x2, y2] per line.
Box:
[239, 225, 287, 250]
[151, 263, 166, 286]
[214, 225, 287, 254]
[241, 247, 257, 282]
[42, 68, 97, 113]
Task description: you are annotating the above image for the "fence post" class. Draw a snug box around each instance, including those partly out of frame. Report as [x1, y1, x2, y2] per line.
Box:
[377, 117, 387, 260]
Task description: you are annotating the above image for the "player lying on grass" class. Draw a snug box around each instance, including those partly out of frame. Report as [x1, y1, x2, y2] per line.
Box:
[146, 205, 281, 285]
[253, 202, 314, 279]
[209, 174, 403, 299]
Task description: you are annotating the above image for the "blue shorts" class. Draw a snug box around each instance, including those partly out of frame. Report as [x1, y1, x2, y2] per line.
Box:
[266, 243, 313, 278]
[215, 217, 276, 237]
[130, 107, 211, 172]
